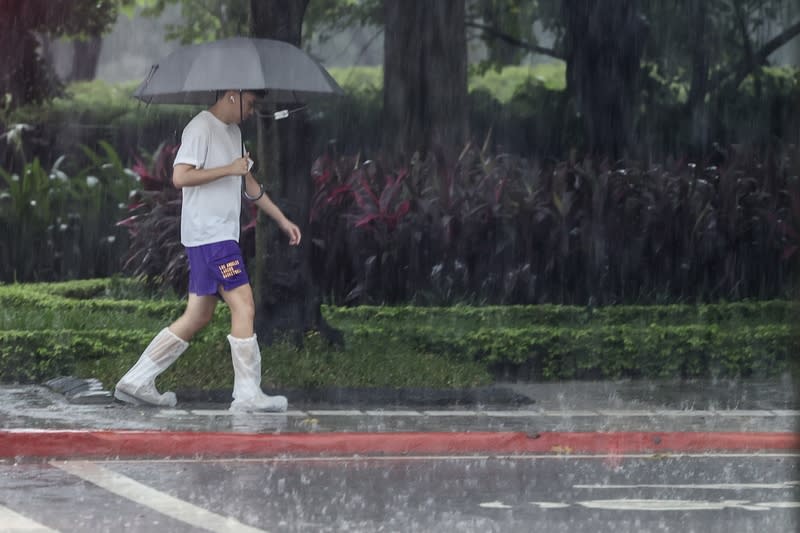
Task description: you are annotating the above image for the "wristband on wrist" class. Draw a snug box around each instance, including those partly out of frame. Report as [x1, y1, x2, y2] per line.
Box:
[243, 182, 265, 201]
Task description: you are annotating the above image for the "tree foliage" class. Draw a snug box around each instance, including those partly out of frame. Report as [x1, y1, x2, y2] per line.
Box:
[123, 0, 249, 43]
[0, 0, 120, 109]
[92, 0, 800, 161]
[0, 0, 119, 37]
[466, 0, 561, 68]
[303, 0, 380, 44]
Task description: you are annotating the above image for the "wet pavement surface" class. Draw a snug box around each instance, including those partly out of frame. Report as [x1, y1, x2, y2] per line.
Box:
[0, 377, 798, 434]
[2, 453, 798, 532]
[1, 377, 798, 532]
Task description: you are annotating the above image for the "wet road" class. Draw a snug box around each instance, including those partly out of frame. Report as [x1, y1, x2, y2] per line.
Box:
[2, 454, 798, 532]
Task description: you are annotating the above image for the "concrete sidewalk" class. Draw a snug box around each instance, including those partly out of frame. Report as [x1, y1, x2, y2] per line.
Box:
[1, 378, 799, 459]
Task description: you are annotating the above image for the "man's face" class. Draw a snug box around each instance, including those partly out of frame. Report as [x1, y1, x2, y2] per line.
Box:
[240, 92, 259, 121]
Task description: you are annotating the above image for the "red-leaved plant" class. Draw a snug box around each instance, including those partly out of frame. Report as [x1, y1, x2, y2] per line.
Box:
[116, 143, 187, 293]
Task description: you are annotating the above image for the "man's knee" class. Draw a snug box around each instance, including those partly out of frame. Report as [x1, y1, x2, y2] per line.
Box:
[230, 298, 255, 322]
[184, 306, 214, 329]
[223, 284, 254, 313]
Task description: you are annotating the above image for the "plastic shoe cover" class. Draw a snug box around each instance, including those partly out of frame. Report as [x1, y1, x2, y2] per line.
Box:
[114, 328, 187, 408]
[229, 393, 288, 413]
[228, 334, 288, 413]
[114, 381, 177, 407]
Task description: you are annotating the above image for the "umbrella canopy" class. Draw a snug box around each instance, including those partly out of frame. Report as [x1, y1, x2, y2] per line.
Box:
[133, 37, 344, 105]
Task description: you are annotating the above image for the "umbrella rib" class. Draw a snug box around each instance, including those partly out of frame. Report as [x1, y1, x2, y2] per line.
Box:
[239, 89, 244, 156]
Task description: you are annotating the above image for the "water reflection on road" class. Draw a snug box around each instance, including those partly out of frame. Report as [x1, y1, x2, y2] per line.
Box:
[1, 454, 798, 532]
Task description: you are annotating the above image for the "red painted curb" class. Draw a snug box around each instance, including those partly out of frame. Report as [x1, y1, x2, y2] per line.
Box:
[2, 430, 799, 459]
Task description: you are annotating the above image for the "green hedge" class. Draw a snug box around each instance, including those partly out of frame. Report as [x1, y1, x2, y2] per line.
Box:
[1, 279, 797, 389]
[326, 301, 797, 328]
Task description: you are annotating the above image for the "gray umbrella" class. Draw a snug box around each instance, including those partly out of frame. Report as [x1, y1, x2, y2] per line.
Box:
[133, 36, 344, 105]
[133, 37, 343, 199]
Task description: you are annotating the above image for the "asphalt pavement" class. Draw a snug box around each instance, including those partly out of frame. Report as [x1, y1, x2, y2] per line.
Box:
[2, 377, 799, 532]
[1, 376, 799, 459]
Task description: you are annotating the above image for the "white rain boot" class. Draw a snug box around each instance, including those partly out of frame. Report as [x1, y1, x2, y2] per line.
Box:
[114, 327, 188, 407]
[228, 334, 288, 412]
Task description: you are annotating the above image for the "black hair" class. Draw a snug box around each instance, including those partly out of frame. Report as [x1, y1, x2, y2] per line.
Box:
[221, 89, 267, 99]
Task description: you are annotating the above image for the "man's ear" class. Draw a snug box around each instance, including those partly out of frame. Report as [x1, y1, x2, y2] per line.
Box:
[221, 90, 236, 103]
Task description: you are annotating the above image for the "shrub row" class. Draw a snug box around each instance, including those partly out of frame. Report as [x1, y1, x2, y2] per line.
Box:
[349, 323, 795, 380]
[326, 301, 798, 328]
[1, 280, 796, 388]
[1, 320, 794, 386]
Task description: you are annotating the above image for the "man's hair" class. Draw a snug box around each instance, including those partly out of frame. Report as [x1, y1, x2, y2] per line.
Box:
[221, 89, 267, 100]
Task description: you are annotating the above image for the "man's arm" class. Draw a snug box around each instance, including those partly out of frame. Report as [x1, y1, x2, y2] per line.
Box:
[245, 172, 301, 245]
[172, 155, 251, 188]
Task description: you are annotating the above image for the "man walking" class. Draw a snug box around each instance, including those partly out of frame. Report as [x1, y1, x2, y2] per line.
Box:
[114, 89, 300, 412]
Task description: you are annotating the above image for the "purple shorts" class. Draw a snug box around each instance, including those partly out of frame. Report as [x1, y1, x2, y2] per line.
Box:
[186, 240, 250, 296]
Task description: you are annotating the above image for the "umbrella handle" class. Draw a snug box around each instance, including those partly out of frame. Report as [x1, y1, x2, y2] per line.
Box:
[241, 148, 264, 201]
[241, 148, 264, 200]
[238, 89, 264, 201]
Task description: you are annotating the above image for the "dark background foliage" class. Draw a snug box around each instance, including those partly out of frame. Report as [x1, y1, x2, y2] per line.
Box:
[99, 136, 798, 306]
[1, 0, 798, 309]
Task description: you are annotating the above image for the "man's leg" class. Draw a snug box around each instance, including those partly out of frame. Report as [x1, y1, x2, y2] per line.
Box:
[170, 293, 218, 341]
[218, 283, 255, 338]
[220, 284, 287, 412]
[115, 294, 217, 406]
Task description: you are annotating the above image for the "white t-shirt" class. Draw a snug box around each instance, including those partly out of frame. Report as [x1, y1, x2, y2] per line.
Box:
[173, 110, 242, 247]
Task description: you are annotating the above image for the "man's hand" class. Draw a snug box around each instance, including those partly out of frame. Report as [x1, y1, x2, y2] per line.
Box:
[229, 153, 252, 176]
[280, 219, 302, 246]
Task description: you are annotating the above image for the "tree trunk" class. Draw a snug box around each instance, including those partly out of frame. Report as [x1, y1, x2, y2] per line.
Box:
[0, 4, 56, 109]
[686, 0, 710, 157]
[383, 0, 468, 162]
[562, 0, 647, 159]
[68, 36, 103, 81]
[248, 0, 343, 347]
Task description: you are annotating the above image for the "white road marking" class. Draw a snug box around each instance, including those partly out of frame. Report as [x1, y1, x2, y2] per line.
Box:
[99, 452, 800, 464]
[755, 501, 800, 508]
[2, 429, 91, 433]
[479, 501, 513, 509]
[577, 498, 767, 511]
[530, 502, 571, 509]
[717, 410, 776, 417]
[364, 410, 423, 416]
[654, 410, 719, 417]
[577, 499, 770, 511]
[50, 461, 267, 533]
[596, 410, 655, 417]
[423, 410, 478, 416]
[153, 409, 190, 416]
[190, 409, 234, 416]
[483, 410, 543, 417]
[189, 409, 307, 417]
[0, 504, 59, 532]
[306, 410, 364, 416]
[166, 408, 800, 418]
[575, 481, 800, 490]
[499, 499, 800, 512]
[540, 410, 600, 416]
